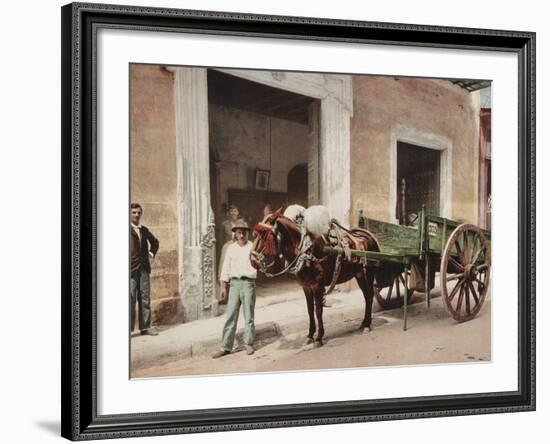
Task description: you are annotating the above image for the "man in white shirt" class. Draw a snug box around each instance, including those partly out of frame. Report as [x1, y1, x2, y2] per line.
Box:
[212, 222, 257, 358]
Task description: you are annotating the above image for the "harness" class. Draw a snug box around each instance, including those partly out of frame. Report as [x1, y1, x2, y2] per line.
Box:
[253, 221, 308, 277]
[253, 216, 365, 294]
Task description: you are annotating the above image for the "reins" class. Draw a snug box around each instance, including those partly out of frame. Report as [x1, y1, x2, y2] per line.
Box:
[254, 219, 307, 277]
[253, 215, 361, 297]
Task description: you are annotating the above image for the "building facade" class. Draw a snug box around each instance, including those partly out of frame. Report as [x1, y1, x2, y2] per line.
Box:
[130, 65, 487, 325]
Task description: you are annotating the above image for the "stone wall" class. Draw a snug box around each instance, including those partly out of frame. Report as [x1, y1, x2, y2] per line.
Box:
[350, 76, 480, 225]
[130, 65, 182, 325]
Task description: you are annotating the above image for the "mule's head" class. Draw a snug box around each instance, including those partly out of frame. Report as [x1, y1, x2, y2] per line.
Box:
[249, 207, 287, 274]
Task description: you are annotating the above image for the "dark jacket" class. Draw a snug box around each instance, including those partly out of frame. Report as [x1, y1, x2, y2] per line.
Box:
[130, 225, 159, 274]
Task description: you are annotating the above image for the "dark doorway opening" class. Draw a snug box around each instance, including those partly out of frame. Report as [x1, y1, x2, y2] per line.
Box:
[207, 70, 320, 297]
[287, 163, 308, 208]
[396, 142, 441, 224]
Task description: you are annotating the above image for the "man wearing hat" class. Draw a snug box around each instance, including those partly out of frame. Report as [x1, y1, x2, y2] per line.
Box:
[212, 222, 257, 358]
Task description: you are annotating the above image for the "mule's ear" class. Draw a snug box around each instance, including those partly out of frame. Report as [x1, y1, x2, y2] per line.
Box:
[267, 207, 284, 224]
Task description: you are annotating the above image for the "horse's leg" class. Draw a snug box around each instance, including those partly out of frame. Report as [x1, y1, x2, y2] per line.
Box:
[356, 267, 375, 333]
[304, 290, 315, 345]
[314, 288, 325, 347]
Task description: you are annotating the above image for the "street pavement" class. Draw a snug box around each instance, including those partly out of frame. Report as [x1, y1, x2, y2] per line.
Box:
[131, 283, 439, 374]
[132, 291, 491, 378]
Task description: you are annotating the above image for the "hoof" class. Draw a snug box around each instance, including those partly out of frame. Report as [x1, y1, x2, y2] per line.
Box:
[304, 337, 314, 345]
[362, 326, 371, 334]
[313, 340, 323, 348]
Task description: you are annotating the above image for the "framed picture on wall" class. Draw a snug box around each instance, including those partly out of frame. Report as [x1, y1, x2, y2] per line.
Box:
[61, 2, 535, 441]
[255, 169, 270, 191]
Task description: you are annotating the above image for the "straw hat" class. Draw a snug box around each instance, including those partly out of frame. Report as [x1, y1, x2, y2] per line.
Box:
[231, 221, 252, 232]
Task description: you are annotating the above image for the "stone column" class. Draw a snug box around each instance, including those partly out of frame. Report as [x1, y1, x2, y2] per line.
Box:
[173, 67, 217, 322]
[320, 95, 352, 225]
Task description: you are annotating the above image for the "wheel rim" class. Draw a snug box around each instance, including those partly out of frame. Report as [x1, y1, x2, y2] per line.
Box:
[440, 224, 490, 322]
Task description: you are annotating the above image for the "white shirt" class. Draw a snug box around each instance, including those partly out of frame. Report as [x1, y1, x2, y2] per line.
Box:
[131, 222, 154, 258]
[131, 222, 142, 240]
[219, 241, 257, 282]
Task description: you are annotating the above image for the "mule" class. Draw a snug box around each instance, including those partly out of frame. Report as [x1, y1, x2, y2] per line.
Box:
[250, 208, 379, 347]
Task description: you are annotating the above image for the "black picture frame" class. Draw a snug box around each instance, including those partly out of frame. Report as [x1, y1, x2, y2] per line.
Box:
[61, 2, 536, 440]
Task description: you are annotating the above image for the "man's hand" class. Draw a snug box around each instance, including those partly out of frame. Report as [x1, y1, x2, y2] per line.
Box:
[218, 282, 229, 305]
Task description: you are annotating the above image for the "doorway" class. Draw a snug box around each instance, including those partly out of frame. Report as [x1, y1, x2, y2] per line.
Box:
[287, 163, 309, 208]
[171, 66, 353, 321]
[207, 70, 320, 297]
[396, 141, 441, 224]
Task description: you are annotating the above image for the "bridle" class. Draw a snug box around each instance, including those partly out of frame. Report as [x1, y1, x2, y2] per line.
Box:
[251, 216, 307, 277]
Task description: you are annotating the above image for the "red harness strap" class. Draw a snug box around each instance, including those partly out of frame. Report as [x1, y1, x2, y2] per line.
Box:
[253, 223, 277, 257]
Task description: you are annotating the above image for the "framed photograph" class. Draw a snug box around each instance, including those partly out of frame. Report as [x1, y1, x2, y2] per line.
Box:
[61, 2, 535, 441]
[255, 169, 271, 191]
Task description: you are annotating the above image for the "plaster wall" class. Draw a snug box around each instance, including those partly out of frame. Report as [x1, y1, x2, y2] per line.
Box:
[209, 103, 310, 223]
[130, 65, 182, 324]
[350, 76, 481, 225]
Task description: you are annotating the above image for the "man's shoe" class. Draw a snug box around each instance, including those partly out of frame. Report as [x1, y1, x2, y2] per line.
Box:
[212, 350, 230, 359]
[245, 345, 255, 355]
[140, 328, 159, 336]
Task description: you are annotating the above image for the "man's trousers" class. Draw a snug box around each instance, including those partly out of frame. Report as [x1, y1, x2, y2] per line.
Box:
[221, 279, 256, 352]
[130, 268, 151, 332]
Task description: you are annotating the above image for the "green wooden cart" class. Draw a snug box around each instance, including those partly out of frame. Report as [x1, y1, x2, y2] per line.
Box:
[324, 207, 491, 330]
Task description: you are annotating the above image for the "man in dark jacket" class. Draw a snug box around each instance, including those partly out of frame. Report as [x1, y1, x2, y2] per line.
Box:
[130, 202, 160, 336]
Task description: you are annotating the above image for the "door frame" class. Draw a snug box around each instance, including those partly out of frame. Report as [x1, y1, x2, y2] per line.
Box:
[171, 67, 353, 320]
[389, 125, 453, 223]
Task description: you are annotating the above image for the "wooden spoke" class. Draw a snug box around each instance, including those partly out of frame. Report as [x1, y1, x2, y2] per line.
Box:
[465, 285, 471, 314]
[374, 271, 413, 310]
[463, 232, 470, 263]
[476, 264, 489, 272]
[468, 281, 480, 305]
[448, 278, 463, 301]
[471, 233, 481, 259]
[454, 238, 463, 256]
[470, 245, 486, 266]
[456, 287, 465, 313]
[449, 256, 465, 272]
[474, 277, 486, 288]
[446, 272, 464, 281]
[385, 280, 394, 303]
[467, 232, 479, 264]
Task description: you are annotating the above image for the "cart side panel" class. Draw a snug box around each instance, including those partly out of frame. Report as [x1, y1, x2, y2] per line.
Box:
[425, 216, 492, 271]
[425, 215, 461, 255]
[364, 218, 420, 255]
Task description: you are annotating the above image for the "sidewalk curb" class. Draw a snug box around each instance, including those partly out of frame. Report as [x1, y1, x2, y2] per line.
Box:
[130, 293, 432, 371]
[131, 305, 369, 371]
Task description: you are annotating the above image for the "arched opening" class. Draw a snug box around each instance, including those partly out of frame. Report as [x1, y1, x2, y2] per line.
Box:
[287, 163, 309, 208]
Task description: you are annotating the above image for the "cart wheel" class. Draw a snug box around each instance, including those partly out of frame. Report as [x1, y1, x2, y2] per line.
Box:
[374, 271, 414, 310]
[440, 224, 490, 322]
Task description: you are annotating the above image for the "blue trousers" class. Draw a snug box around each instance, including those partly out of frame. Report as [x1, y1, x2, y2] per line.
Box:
[130, 268, 151, 332]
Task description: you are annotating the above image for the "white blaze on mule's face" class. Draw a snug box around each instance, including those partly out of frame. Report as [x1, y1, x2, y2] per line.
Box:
[283, 204, 306, 222]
